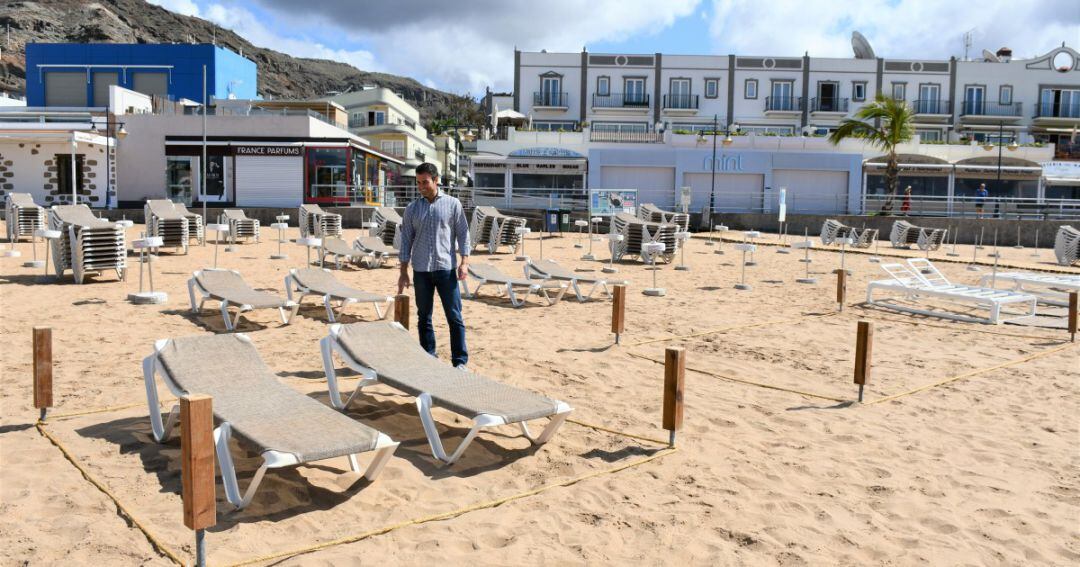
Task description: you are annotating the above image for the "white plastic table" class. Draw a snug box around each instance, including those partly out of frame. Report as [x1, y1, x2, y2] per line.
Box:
[643, 241, 667, 297]
[514, 227, 531, 261]
[603, 233, 624, 273]
[130, 236, 167, 304]
[33, 228, 62, 276]
[296, 236, 323, 266]
[206, 223, 230, 269]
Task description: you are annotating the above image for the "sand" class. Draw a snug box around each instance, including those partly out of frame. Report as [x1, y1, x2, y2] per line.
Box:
[1, 222, 1078, 566]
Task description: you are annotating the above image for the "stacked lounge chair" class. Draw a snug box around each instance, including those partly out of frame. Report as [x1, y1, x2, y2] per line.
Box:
[979, 271, 1080, 307]
[353, 235, 398, 268]
[321, 321, 572, 464]
[371, 206, 402, 248]
[524, 258, 627, 302]
[638, 203, 690, 232]
[144, 199, 189, 253]
[220, 209, 260, 243]
[299, 204, 343, 238]
[462, 262, 567, 307]
[889, 220, 947, 251]
[143, 333, 398, 509]
[469, 206, 528, 254]
[610, 212, 677, 263]
[1053, 225, 1079, 266]
[48, 205, 126, 284]
[866, 258, 1036, 324]
[5, 193, 46, 243]
[173, 202, 204, 245]
[187, 269, 298, 331]
[285, 267, 393, 322]
[820, 219, 878, 248]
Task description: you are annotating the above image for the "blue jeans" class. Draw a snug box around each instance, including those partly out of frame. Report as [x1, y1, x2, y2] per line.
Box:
[413, 269, 468, 367]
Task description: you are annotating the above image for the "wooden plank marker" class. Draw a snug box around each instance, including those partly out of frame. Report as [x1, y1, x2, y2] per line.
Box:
[611, 284, 626, 344]
[663, 347, 685, 447]
[394, 294, 410, 330]
[853, 321, 873, 402]
[33, 327, 53, 421]
[181, 394, 216, 567]
[1069, 291, 1078, 343]
[834, 269, 847, 312]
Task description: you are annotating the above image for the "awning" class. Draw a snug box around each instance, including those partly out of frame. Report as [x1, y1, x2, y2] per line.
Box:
[1044, 176, 1080, 186]
[496, 109, 527, 120]
[954, 164, 1042, 172]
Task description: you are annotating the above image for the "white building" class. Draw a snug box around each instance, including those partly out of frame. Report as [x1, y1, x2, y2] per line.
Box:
[322, 87, 438, 178]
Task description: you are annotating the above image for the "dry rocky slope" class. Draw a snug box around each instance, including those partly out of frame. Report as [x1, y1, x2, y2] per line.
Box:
[0, 0, 481, 124]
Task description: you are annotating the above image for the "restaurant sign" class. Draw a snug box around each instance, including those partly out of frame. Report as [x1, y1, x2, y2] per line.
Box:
[234, 145, 303, 157]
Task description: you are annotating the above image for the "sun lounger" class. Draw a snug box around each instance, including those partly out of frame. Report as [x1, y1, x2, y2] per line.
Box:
[524, 258, 627, 302]
[321, 321, 572, 464]
[145, 199, 190, 253]
[353, 235, 398, 268]
[469, 206, 527, 254]
[5, 193, 46, 243]
[821, 219, 878, 248]
[187, 269, 299, 331]
[978, 271, 1080, 307]
[48, 205, 126, 284]
[462, 262, 567, 307]
[638, 203, 690, 232]
[1053, 225, 1079, 266]
[172, 202, 204, 245]
[866, 259, 1037, 324]
[610, 212, 677, 263]
[285, 267, 393, 322]
[299, 204, 343, 238]
[319, 236, 362, 269]
[371, 206, 402, 248]
[889, 220, 947, 251]
[220, 209, 260, 243]
[143, 333, 398, 509]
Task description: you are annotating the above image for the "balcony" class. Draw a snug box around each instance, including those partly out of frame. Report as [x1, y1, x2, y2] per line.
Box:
[911, 99, 952, 121]
[959, 101, 1023, 122]
[1033, 102, 1080, 126]
[764, 96, 802, 116]
[662, 94, 699, 115]
[533, 91, 569, 110]
[589, 129, 665, 143]
[809, 97, 849, 115]
[591, 92, 651, 113]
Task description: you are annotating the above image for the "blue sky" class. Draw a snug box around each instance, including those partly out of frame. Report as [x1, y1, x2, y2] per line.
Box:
[151, 0, 1078, 95]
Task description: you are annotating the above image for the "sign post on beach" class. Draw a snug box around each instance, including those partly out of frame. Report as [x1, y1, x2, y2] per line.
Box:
[611, 284, 626, 344]
[394, 294, 410, 330]
[853, 321, 873, 402]
[835, 269, 847, 311]
[1069, 292, 1078, 343]
[33, 326, 52, 422]
[663, 347, 685, 447]
[180, 394, 216, 567]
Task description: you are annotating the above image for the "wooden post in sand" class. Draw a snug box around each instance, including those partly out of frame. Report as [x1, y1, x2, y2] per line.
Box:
[1069, 292, 1078, 343]
[611, 284, 626, 344]
[853, 321, 873, 402]
[663, 347, 685, 447]
[33, 327, 53, 422]
[834, 269, 847, 312]
[394, 294, 410, 330]
[181, 394, 216, 567]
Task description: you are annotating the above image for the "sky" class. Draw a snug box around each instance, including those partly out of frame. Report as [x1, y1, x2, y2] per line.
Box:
[150, 0, 1079, 96]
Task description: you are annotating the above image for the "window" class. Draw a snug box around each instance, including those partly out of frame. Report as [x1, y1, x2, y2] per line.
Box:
[533, 121, 578, 131]
[540, 74, 563, 106]
[474, 172, 505, 188]
[597, 76, 610, 96]
[852, 82, 867, 102]
[770, 81, 794, 109]
[306, 148, 348, 200]
[917, 84, 941, 113]
[999, 85, 1013, 105]
[891, 82, 906, 101]
[380, 140, 405, 157]
[1040, 88, 1080, 118]
[56, 154, 85, 199]
[166, 157, 195, 204]
[592, 122, 648, 133]
[964, 85, 986, 114]
[624, 77, 646, 104]
[368, 111, 385, 125]
[668, 78, 692, 108]
[671, 123, 714, 133]
[916, 129, 942, 142]
[739, 125, 794, 135]
[705, 78, 719, 99]
[744, 79, 758, 99]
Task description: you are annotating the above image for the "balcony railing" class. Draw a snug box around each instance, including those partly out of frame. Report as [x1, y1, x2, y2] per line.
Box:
[662, 94, 699, 110]
[533, 91, 569, 107]
[592, 92, 650, 108]
[960, 101, 1023, 117]
[912, 99, 952, 115]
[589, 129, 664, 143]
[810, 97, 849, 113]
[1035, 101, 1080, 119]
[765, 96, 802, 112]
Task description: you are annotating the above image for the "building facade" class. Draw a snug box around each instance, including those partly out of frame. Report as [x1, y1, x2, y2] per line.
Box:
[323, 87, 437, 177]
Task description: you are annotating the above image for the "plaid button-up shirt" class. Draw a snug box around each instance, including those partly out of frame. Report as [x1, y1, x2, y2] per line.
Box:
[399, 189, 471, 272]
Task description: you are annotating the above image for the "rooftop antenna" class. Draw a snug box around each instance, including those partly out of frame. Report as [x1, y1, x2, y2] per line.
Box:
[962, 28, 975, 61]
[851, 31, 875, 59]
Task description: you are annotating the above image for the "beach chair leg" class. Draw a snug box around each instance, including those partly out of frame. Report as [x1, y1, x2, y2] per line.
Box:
[142, 355, 178, 442]
[323, 294, 336, 322]
[519, 409, 571, 445]
[282, 302, 300, 325]
[320, 336, 347, 409]
[416, 392, 486, 464]
[373, 299, 390, 320]
[360, 440, 398, 481]
[214, 422, 269, 509]
[509, 284, 526, 307]
[218, 301, 234, 331]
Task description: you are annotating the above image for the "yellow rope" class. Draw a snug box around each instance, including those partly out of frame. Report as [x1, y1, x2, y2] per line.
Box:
[628, 312, 836, 347]
[224, 447, 677, 567]
[627, 351, 849, 402]
[34, 423, 186, 566]
[566, 418, 670, 446]
[865, 342, 1077, 405]
[47, 399, 173, 422]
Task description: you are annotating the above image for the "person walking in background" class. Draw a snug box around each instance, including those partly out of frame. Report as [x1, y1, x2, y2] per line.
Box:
[975, 183, 989, 219]
[900, 185, 913, 215]
[397, 162, 471, 368]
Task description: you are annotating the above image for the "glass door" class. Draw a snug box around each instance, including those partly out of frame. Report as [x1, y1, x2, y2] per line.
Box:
[166, 157, 196, 205]
[200, 155, 229, 203]
[625, 78, 646, 106]
[772, 81, 793, 110]
[541, 76, 562, 106]
[918, 84, 940, 113]
[670, 79, 690, 108]
[818, 82, 837, 111]
[964, 86, 984, 115]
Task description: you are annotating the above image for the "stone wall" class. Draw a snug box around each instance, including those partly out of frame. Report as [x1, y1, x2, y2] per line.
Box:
[0, 141, 109, 207]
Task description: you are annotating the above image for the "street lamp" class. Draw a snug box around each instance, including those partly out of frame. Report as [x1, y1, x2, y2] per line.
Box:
[93, 110, 128, 210]
[982, 120, 1019, 210]
[698, 116, 738, 228]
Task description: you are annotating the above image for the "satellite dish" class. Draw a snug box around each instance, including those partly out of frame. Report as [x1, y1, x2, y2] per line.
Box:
[852, 31, 875, 59]
[982, 49, 1000, 62]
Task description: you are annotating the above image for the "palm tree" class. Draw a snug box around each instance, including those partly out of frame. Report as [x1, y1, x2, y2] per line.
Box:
[828, 95, 915, 214]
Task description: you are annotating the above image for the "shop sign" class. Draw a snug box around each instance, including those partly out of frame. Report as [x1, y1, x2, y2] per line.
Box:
[234, 145, 303, 156]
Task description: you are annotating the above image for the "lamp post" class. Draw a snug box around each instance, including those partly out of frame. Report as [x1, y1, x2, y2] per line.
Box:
[700, 115, 736, 229]
[97, 105, 127, 210]
[982, 120, 1019, 218]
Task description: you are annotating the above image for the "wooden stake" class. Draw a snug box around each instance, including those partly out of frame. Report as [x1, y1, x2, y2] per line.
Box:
[663, 347, 685, 447]
[33, 327, 52, 421]
[834, 269, 847, 311]
[853, 321, 873, 402]
[181, 394, 216, 531]
[611, 284, 626, 344]
[1069, 292, 1078, 343]
[393, 294, 410, 330]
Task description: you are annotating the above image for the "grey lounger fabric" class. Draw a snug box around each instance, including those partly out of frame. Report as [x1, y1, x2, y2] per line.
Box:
[197, 269, 286, 308]
[292, 268, 390, 303]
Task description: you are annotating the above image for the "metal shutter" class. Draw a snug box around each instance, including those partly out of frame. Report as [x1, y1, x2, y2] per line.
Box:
[683, 172, 764, 212]
[235, 156, 304, 207]
[92, 72, 118, 107]
[599, 166, 676, 208]
[132, 72, 168, 98]
[772, 169, 849, 214]
[45, 72, 87, 107]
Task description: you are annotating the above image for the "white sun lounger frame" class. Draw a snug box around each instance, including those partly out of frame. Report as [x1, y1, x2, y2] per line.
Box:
[187, 269, 299, 331]
[461, 265, 568, 307]
[321, 322, 572, 464]
[978, 271, 1080, 307]
[284, 268, 393, 322]
[523, 258, 620, 302]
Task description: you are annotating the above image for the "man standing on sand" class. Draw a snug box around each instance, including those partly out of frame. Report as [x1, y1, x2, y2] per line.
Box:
[397, 162, 471, 368]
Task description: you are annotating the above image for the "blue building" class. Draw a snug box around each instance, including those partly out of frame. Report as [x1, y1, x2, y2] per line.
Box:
[25, 43, 258, 107]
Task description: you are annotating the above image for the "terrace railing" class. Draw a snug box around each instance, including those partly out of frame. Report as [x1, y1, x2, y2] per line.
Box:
[592, 92, 651, 108]
[960, 101, 1023, 117]
[663, 94, 699, 109]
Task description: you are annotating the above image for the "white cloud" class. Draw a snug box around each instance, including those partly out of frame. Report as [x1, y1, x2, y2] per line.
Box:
[147, 0, 202, 17]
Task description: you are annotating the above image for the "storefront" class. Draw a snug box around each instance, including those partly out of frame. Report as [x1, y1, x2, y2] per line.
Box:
[1042, 161, 1080, 200]
[470, 147, 587, 190]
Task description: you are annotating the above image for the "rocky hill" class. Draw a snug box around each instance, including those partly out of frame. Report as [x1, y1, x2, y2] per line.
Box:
[0, 0, 484, 126]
